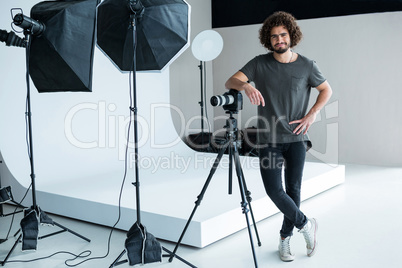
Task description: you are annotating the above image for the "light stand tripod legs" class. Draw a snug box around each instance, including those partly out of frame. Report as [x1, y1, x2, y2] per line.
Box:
[162, 246, 196, 267]
[45, 222, 91, 242]
[109, 249, 128, 267]
[1, 219, 91, 265]
[109, 246, 195, 267]
[0, 234, 22, 266]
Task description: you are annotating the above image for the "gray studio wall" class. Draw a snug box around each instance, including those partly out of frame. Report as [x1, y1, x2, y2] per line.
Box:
[211, 12, 402, 166]
[170, 7, 402, 166]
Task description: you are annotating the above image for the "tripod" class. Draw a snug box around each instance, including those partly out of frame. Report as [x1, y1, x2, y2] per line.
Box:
[1, 31, 90, 266]
[168, 111, 262, 267]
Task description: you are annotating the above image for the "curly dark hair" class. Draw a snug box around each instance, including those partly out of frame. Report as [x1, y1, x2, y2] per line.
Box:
[259, 11, 303, 51]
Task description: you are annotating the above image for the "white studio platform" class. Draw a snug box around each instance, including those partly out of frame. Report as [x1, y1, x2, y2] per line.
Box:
[0, 43, 345, 248]
[3, 155, 344, 248]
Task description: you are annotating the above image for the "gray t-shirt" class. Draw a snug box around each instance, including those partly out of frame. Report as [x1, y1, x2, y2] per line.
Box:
[240, 52, 326, 146]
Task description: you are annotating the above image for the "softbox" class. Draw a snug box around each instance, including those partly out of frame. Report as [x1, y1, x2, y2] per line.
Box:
[97, 0, 190, 72]
[29, 0, 98, 92]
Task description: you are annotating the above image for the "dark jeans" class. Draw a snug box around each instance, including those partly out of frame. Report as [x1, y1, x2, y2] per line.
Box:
[259, 142, 308, 238]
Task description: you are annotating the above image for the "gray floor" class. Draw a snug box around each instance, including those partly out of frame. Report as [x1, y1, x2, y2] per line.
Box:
[1, 164, 401, 268]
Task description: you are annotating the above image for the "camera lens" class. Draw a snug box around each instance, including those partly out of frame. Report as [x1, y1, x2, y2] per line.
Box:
[210, 94, 234, 107]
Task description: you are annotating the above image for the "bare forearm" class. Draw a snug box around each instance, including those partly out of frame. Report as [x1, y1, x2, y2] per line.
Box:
[290, 81, 332, 135]
[225, 71, 265, 106]
[225, 77, 250, 91]
[307, 82, 333, 116]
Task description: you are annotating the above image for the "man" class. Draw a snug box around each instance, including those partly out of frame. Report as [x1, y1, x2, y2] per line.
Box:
[225, 11, 332, 262]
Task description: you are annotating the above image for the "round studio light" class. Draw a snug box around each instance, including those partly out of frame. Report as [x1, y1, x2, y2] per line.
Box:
[191, 30, 223, 62]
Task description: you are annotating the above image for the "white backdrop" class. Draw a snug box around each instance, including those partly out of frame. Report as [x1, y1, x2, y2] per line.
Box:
[0, 0, 193, 192]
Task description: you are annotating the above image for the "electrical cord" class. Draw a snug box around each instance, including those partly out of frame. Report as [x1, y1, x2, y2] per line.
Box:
[5, 251, 92, 265]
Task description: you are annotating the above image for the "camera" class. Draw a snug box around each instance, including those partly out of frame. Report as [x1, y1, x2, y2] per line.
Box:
[210, 89, 243, 113]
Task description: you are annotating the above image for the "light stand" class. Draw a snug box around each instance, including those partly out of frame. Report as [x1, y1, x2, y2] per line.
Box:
[187, 30, 223, 152]
[104, 1, 193, 267]
[1, 28, 90, 267]
[96, 0, 191, 265]
[186, 60, 212, 152]
[169, 107, 262, 267]
[198, 60, 209, 148]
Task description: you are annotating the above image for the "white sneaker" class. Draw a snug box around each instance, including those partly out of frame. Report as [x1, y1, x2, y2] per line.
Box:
[299, 218, 318, 257]
[278, 236, 295, 262]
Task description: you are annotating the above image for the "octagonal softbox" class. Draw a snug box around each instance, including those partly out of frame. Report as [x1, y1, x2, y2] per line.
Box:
[97, 0, 190, 72]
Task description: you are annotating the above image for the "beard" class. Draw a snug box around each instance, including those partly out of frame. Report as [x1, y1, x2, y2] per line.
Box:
[273, 42, 290, 54]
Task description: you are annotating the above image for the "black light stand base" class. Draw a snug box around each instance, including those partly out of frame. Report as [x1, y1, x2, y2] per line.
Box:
[109, 246, 196, 267]
[1, 207, 91, 266]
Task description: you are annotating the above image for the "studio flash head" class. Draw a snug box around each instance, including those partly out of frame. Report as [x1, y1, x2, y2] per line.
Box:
[13, 12, 45, 36]
[210, 89, 243, 113]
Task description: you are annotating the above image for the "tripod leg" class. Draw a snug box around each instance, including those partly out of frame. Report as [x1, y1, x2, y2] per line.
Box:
[109, 249, 127, 267]
[1, 233, 22, 266]
[52, 221, 91, 242]
[168, 142, 229, 263]
[228, 145, 233, 195]
[162, 247, 196, 268]
[240, 169, 262, 247]
[232, 150, 258, 268]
